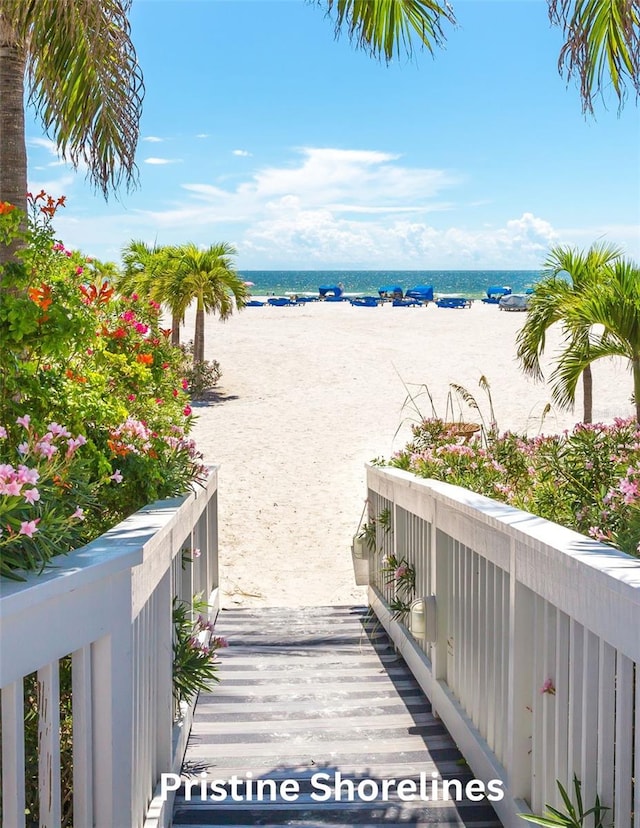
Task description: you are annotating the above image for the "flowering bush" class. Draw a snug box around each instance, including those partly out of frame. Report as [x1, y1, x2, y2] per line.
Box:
[390, 416, 640, 557]
[172, 596, 228, 711]
[381, 553, 416, 620]
[0, 417, 95, 579]
[0, 192, 206, 574]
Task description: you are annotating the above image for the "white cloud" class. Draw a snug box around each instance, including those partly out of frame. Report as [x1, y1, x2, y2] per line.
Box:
[195, 133, 210, 139]
[233, 149, 252, 157]
[142, 135, 164, 143]
[49, 145, 634, 269]
[144, 157, 181, 165]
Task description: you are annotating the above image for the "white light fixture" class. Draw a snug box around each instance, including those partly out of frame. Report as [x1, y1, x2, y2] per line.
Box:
[351, 535, 367, 559]
[409, 596, 437, 642]
[351, 535, 369, 585]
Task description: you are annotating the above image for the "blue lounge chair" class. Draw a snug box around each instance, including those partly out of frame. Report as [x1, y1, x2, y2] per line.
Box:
[392, 298, 421, 307]
[267, 297, 297, 307]
[350, 296, 380, 307]
[246, 300, 265, 307]
[436, 295, 471, 309]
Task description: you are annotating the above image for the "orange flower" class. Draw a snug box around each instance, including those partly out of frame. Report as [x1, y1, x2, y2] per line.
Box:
[28, 283, 53, 310]
[0, 202, 16, 215]
[137, 353, 153, 365]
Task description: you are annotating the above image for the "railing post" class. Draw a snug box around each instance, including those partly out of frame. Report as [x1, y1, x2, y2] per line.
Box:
[506, 539, 534, 803]
[92, 570, 134, 828]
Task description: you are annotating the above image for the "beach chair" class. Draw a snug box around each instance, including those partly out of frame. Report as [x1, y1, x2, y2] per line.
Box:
[246, 300, 265, 307]
[267, 297, 296, 307]
[392, 298, 421, 307]
[436, 295, 472, 309]
[350, 296, 380, 307]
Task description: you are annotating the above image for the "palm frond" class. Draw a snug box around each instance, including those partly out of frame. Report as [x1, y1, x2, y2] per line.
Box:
[321, 0, 456, 62]
[9, 0, 144, 197]
[549, 0, 640, 113]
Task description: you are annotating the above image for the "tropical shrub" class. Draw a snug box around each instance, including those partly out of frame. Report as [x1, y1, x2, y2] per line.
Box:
[390, 416, 640, 557]
[0, 192, 206, 572]
[172, 596, 228, 710]
[179, 341, 222, 399]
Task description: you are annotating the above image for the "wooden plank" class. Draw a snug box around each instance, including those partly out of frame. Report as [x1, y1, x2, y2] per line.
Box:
[175, 606, 503, 827]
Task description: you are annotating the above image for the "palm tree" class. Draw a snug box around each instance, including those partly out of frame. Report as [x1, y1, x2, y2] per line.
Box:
[166, 243, 247, 364]
[119, 240, 188, 345]
[550, 258, 640, 422]
[516, 242, 622, 422]
[0, 0, 143, 265]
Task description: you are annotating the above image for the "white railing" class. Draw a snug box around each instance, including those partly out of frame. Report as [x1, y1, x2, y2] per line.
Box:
[0, 468, 219, 828]
[365, 464, 640, 828]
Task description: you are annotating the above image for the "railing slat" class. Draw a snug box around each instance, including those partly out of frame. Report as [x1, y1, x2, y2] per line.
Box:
[1, 679, 26, 828]
[72, 645, 94, 827]
[596, 640, 615, 812]
[614, 653, 633, 824]
[37, 661, 62, 828]
[553, 611, 570, 798]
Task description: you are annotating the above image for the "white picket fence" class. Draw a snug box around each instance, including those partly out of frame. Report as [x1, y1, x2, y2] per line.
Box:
[0, 468, 219, 828]
[365, 464, 640, 828]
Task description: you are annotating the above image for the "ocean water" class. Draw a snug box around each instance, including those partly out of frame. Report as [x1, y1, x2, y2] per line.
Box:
[237, 270, 540, 299]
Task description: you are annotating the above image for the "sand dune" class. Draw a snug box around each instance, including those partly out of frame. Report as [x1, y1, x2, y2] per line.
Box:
[183, 300, 633, 608]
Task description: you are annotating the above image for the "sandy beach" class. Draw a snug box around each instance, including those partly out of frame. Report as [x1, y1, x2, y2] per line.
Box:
[183, 300, 633, 609]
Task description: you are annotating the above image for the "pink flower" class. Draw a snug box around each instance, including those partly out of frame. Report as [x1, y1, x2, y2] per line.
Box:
[131, 293, 139, 301]
[71, 507, 85, 520]
[183, 405, 192, 417]
[540, 678, 556, 695]
[19, 519, 40, 538]
[394, 564, 408, 580]
[134, 322, 149, 334]
[16, 466, 39, 485]
[36, 441, 57, 459]
[181, 379, 188, 390]
[127, 394, 136, 401]
[48, 422, 70, 437]
[110, 470, 123, 483]
[0, 426, 6, 439]
[4, 479, 22, 496]
[192, 548, 201, 558]
[75, 266, 84, 275]
[16, 414, 31, 429]
[23, 488, 40, 505]
[52, 242, 65, 252]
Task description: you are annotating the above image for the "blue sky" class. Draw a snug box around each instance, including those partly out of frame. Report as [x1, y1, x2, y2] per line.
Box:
[26, 0, 640, 270]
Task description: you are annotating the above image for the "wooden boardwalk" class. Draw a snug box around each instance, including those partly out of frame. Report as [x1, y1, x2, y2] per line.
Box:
[173, 606, 503, 827]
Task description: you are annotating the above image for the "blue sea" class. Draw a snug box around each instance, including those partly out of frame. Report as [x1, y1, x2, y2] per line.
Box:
[237, 270, 540, 299]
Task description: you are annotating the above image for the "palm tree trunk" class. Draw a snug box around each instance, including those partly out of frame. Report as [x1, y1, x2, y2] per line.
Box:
[171, 312, 181, 346]
[0, 17, 27, 270]
[581, 365, 593, 423]
[193, 298, 205, 364]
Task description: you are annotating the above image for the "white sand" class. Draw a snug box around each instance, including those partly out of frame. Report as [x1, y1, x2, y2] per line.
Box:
[183, 300, 632, 609]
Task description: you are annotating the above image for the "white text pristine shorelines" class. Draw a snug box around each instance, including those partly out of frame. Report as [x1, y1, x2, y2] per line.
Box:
[161, 770, 505, 803]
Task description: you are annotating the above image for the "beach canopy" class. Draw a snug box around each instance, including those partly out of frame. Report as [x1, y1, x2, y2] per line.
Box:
[486, 285, 511, 298]
[319, 285, 343, 297]
[378, 285, 403, 296]
[405, 285, 434, 301]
